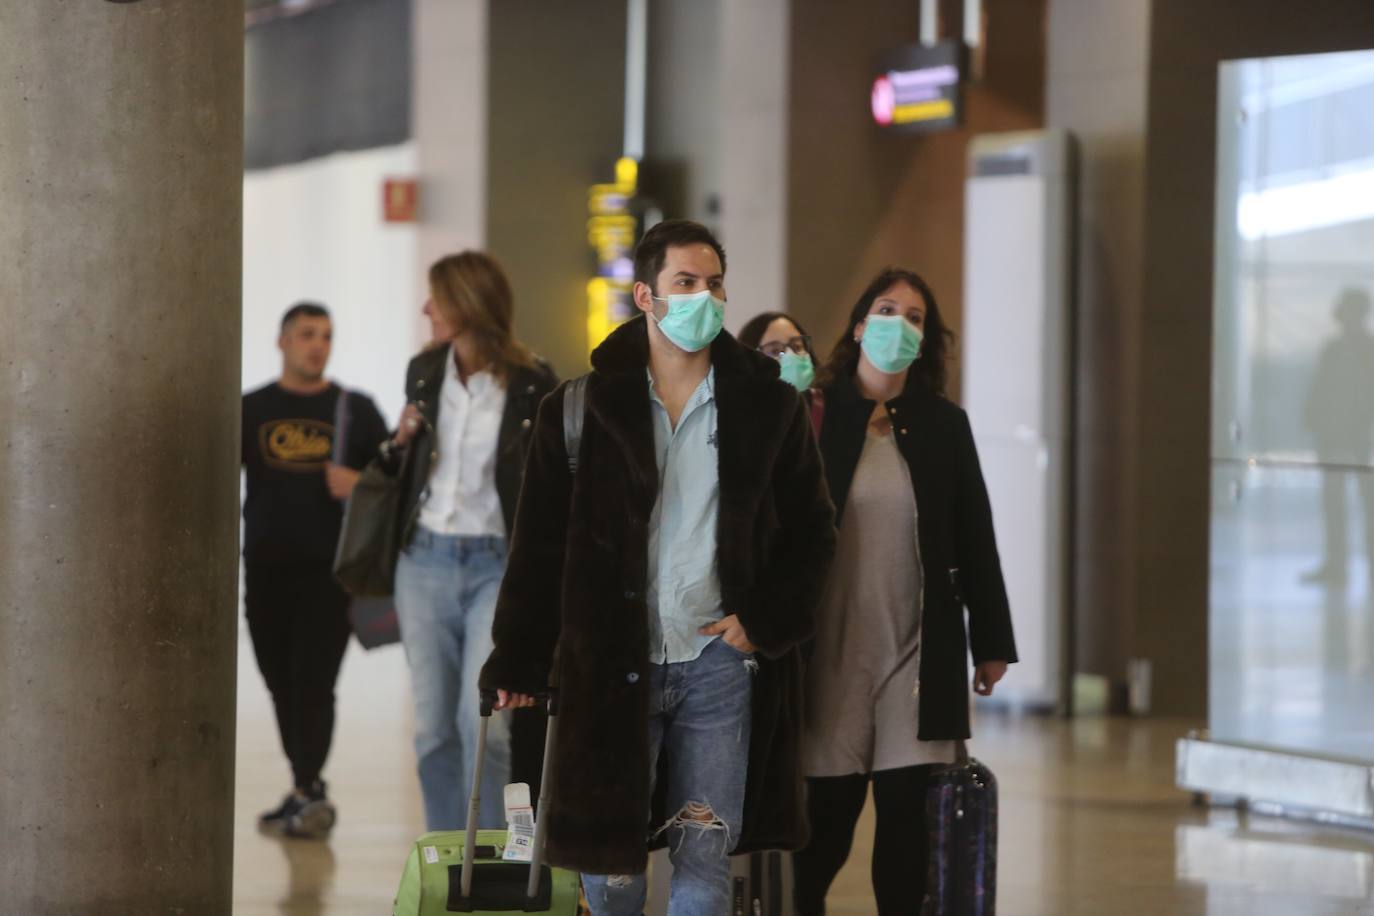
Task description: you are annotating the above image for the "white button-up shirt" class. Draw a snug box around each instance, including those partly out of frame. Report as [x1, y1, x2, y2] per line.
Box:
[417, 354, 508, 537]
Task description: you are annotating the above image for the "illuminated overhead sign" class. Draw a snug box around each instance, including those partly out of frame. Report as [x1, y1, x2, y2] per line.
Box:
[871, 40, 965, 134]
[586, 157, 640, 355]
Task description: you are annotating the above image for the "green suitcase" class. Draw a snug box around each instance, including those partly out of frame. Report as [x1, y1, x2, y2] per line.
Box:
[393, 692, 580, 915]
[392, 828, 580, 915]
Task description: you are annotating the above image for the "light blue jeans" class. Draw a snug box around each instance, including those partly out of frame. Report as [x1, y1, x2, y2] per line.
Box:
[394, 529, 510, 831]
[582, 638, 755, 916]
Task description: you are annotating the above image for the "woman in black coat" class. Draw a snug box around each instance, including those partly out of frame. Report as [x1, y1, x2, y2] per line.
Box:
[793, 267, 1018, 916]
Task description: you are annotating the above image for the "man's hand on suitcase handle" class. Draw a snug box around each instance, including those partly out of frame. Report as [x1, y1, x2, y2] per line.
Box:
[493, 689, 540, 711]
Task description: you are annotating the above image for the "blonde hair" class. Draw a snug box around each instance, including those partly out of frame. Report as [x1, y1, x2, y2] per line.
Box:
[428, 251, 535, 381]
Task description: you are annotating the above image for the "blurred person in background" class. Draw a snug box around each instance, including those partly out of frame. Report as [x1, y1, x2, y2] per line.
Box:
[241, 302, 390, 839]
[737, 310, 825, 432]
[1302, 287, 1374, 586]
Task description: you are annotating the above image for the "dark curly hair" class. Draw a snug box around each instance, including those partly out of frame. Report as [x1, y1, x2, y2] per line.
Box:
[823, 267, 954, 396]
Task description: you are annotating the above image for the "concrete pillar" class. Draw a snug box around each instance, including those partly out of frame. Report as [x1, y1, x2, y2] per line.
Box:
[0, 2, 243, 913]
[783, 0, 1045, 393]
[1045, 0, 1153, 708]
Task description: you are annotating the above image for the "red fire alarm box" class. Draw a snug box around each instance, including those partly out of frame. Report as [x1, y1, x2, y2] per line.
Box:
[383, 179, 418, 223]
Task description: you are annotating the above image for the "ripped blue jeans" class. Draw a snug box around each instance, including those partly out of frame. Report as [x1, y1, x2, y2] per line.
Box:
[582, 637, 755, 916]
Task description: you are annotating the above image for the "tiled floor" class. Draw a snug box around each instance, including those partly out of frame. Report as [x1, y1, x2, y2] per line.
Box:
[232, 630, 1374, 915]
[233, 634, 420, 915]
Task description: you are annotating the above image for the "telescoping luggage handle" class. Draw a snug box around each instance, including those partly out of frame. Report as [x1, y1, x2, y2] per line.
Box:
[457, 688, 560, 911]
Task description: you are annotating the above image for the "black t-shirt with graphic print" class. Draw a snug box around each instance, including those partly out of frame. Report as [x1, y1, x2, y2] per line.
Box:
[241, 382, 389, 567]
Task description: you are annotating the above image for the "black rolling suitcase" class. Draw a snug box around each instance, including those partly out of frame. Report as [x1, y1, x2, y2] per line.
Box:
[645, 848, 788, 915]
[921, 744, 998, 916]
[732, 851, 786, 916]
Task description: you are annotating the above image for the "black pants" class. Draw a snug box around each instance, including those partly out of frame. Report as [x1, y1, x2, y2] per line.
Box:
[244, 563, 352, 790]
[793, 765, 935, 916]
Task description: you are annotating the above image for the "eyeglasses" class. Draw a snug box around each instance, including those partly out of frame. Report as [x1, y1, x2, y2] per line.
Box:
[759, 336, 811, 360]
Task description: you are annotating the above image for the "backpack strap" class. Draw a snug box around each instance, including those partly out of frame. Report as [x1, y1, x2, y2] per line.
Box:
[562, 374, 589, 474]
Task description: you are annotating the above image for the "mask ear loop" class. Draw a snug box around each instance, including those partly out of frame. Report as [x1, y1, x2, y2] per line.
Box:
[646, 294, 669, 332]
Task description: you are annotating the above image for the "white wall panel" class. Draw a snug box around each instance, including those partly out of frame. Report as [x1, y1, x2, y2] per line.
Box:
[243, 143, 421, 427]
[963, 130, 1073, 710]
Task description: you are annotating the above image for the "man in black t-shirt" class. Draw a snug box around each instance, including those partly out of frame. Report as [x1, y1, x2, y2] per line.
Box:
[241, 302, 388, 839]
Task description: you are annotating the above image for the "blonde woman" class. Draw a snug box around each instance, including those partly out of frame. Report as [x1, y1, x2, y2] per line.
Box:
[382, 251, 557, 829]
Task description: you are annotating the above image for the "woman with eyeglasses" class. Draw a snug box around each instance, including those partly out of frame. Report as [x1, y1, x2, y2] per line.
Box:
[737, 312, 821, 392]
[737, 312, 826, 436]
[792, 268, 1018, 915]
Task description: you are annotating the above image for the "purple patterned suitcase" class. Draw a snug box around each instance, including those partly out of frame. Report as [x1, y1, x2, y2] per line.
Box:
[921, 749, 998, 916]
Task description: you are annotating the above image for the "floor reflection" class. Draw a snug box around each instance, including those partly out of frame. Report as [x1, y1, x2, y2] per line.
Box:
[1210, 466, 1374, 761]
[231, 628, 1374, 915]
[269, 834, 337, 916]
[233, 627, 422, 915]
[1178, 810, 1373, 904]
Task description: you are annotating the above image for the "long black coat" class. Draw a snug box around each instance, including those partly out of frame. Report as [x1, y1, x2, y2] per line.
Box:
[480, 316, 837, 875]
[817, 373, 1018, 741]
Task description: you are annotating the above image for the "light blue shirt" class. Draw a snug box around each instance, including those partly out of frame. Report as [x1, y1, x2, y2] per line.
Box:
[645, 367, 724, 664]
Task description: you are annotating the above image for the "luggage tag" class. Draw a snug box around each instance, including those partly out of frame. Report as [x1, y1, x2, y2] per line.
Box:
[502, 783, 536, 862]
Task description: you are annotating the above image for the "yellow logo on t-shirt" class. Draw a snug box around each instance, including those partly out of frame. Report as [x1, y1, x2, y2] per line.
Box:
[260, 419, 334, 471]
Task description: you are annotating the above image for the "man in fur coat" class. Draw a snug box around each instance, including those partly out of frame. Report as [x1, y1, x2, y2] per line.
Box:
[481, 219, 837, 915]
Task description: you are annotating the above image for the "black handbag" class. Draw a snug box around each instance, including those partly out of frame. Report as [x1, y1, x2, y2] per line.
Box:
[331, 390, 410, 647]
[333, 458, 405, 598]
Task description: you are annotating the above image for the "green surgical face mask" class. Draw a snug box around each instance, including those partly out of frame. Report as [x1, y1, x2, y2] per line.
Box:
[778, 350, 816, 390]
[651, 290, 726, 353]
[860, 314, 923, 374]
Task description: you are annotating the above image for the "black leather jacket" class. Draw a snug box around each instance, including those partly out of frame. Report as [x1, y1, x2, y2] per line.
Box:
[386, 344, 558, 546]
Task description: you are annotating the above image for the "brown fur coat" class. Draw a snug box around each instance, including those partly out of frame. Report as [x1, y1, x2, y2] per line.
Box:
[480, 316, 837, 874]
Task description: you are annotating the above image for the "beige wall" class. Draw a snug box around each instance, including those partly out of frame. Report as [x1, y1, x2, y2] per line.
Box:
[414, 0, 488, 354]
[486, 0, 628, 379]
[719, 0, 792, 333]
[785, 0, 1046, 395]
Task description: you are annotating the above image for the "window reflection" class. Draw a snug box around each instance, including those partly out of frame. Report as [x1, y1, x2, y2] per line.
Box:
[1211, 50, 1374, 762]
